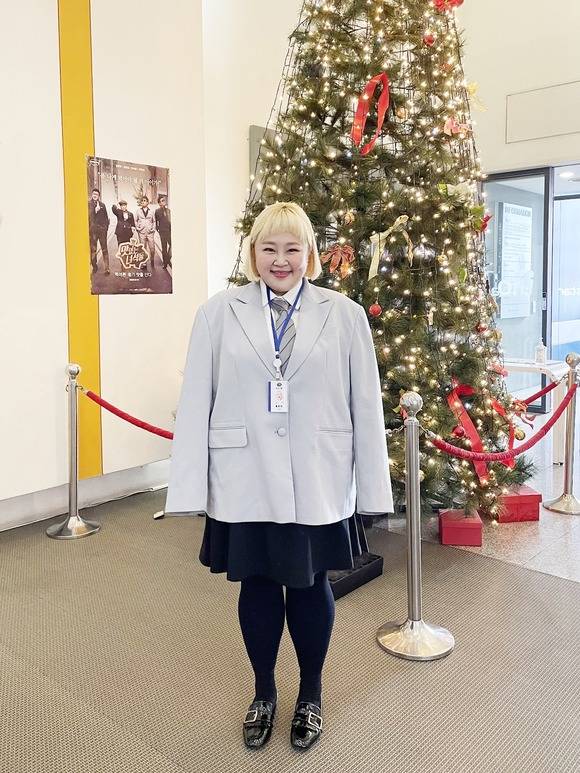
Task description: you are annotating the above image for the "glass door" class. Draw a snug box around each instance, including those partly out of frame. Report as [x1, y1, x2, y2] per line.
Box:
[483, 168, 552, 412]
[552, 166, 580, 361]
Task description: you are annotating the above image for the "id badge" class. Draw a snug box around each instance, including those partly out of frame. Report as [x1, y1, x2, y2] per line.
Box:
[268, 379, 289, 413]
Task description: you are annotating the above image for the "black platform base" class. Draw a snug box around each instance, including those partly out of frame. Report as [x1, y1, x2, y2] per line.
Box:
[328, 551, 384, 600]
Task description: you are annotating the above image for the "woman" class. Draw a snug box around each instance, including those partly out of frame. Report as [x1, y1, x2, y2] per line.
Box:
[165, 202, 393, 751]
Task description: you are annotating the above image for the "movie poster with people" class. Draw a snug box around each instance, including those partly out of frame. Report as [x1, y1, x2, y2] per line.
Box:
[87, 157, 172, 295]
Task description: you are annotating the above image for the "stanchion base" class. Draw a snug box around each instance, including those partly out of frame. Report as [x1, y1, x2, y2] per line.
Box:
[46, 514, 101, 539]
[376, 618, 455, 661]
[544, 494, 580, 515]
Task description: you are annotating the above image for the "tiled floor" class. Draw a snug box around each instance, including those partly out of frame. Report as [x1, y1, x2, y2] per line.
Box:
[378, 406, 580, 583]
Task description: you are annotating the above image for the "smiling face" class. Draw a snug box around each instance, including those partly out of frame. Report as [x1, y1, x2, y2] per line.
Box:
[254, 232, 309, 295]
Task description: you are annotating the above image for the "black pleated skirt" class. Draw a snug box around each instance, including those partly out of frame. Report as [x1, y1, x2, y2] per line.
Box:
[198, 513, 363, 588]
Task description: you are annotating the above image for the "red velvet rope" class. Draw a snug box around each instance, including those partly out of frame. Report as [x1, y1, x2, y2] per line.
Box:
[84, 390, 173, 440]
[81, 377, 570, 455]
[429, 383, 577, 462]
[522, 379, 559, 406]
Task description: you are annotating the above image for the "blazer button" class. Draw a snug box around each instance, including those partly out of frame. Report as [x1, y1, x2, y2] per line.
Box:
[276, 427, 287, 437]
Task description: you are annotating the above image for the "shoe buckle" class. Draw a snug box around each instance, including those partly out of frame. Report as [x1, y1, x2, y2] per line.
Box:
[244, 709, 259, 724]
[306, 711, 322, 731]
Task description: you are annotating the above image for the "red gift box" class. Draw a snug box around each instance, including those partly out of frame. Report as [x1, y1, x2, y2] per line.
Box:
[498, 485, 542, 523]
[439, 509, 483, 547]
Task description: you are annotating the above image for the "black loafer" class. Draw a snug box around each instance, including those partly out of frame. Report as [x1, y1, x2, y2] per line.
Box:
[242, 694, 277, 748]
[290, 700, 323, 750]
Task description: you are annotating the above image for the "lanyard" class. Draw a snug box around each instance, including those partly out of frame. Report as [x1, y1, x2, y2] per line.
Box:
[267, 278, 304, 355]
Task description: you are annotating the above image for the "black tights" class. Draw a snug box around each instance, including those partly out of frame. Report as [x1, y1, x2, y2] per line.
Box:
[237, 571, 335, 707]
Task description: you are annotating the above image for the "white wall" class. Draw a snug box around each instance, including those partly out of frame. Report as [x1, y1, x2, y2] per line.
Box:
[0, 1, 68, 502]
[458, 1, 580, 172]
[0, 0, 206, 530]
[91, 0, 207, 476]
[202, 0, 303, 296]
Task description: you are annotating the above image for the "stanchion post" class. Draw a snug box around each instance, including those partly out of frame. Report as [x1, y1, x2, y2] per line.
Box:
[545, 352, 580, 515]
[376, 391, 455, 661]
[47, 364, 101, 539]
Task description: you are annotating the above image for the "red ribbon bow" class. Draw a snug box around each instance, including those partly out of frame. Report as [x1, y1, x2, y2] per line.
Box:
[351, 73, 390, 156]
[447, 381, 490, 483]
[434, 0, 464, 11]
[447, 380, 518, 482]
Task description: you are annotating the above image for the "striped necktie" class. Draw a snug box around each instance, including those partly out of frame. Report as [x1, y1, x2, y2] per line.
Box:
[270, 296, 296, 376]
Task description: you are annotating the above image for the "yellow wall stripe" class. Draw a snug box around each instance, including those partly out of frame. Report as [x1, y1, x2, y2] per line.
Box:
[58, 0, 102, 479]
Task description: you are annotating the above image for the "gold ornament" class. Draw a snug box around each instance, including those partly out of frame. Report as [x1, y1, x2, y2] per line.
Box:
[466, 82, 487, 111]
[514, 427, 526, 442]
[396, 106, 408, 120]
[344, 209, 356, 225]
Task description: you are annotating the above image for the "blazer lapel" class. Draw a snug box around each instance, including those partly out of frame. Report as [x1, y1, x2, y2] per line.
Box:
[228, 279, 333, 379]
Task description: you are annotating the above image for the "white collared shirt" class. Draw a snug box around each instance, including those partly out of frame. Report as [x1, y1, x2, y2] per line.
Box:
[259, 277, 303, 353]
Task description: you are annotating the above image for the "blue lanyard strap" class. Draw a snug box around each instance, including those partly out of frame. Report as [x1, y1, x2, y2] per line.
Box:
[267, 278, 304, 353]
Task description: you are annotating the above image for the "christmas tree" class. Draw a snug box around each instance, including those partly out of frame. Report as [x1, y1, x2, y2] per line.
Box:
[229, 0, 533, 516]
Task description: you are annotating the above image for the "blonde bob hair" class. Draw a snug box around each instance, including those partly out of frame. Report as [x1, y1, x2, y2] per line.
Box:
[240, 201, 323, 282]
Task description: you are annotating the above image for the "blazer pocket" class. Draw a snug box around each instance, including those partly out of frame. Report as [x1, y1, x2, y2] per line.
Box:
[317, 427, 353, 436]
[208, 426, 247, 448]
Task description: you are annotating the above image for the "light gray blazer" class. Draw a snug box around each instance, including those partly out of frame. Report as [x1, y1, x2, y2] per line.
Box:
[164, 278, 393, 525]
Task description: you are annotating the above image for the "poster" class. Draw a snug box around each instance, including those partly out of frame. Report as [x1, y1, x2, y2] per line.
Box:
[497, 202, 533, 319]
[87, 156, 172, 295]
